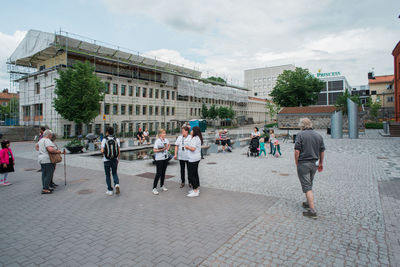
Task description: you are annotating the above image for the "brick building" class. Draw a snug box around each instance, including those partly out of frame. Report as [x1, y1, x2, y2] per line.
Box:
[393, 41, 400, 122]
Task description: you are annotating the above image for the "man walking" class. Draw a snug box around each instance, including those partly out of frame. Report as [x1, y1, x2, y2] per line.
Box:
[294, 118, 325, 218]
[101, 127, 121, 196]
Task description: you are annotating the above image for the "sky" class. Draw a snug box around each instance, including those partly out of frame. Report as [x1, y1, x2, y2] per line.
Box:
[0, 0, 399, 92]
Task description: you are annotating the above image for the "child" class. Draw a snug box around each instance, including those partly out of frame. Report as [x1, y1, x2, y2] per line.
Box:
[259, 138, 267, 157]
[273, 139, 282, 157]
[0, 140, 15, 186]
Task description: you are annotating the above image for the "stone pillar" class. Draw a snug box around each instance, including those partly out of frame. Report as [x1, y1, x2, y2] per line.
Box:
[347, 99, 359, 139]
[331, 111, 343, 139]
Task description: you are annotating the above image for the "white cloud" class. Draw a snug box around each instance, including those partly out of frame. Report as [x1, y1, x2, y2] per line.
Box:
[0, 30, 27, 91]
[105, 0, 400, 86]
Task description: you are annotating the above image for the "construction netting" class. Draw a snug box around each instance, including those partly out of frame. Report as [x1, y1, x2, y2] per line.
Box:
[178, 78, 248, 103]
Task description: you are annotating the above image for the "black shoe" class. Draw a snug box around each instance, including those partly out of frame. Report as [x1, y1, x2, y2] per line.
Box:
[51, 183, 59, 187]
[303, 210, 317, 219]
[302, 202, 310, 209]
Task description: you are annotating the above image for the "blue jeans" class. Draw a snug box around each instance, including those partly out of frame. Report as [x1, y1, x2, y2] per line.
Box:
[104, 158, 119, 191]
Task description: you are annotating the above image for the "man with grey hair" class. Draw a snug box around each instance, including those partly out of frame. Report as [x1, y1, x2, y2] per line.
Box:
[294, 118, 325, 218]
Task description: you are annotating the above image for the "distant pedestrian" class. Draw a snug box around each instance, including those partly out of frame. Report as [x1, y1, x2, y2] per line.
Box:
[269, 129, 275, 154]
[143, 128, 150, 144]
[0, 140, 15, 186]
[101, 127, 121, 196]
[251, 127, 261, 139]
[273, 139, 282, 157]
[137, 128, 144, 145]
[259, 138, 267, 157]
[35, 127, 47, 172]
[152, 129, 170, 195]
[185, 126, 203, 197]
[174, 126, 191, 188]
[37, 130, 64, 194]
[294, 118, 325, 218]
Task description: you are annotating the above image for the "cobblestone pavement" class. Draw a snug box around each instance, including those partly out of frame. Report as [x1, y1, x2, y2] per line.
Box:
[4, 130, 400, 266]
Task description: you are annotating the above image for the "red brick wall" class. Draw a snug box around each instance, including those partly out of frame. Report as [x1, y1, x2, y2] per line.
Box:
[393, 41, 400, 122]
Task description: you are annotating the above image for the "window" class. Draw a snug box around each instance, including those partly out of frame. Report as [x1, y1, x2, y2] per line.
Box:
[387, 96, 394, 102]
[371, 90, 377, 95]
[161, 90, 165, 99]
[136, 105, 140, 115]
[95, 124, 101, 135]
[166, 107, 170, 116]
[35, 83, 40, 94]
[155, 89, 159, 99]
[23, 106, 30, 121]
[104, 82, 110, 94]
[63, 125, 71, 138]
[149, 106, 153, 115]
[190, 108, 193, 116]
[121, 85, 126, 95]
[121, 104, 126, 115]
[155, 106, 159, 115]
[142, 105, 147, 115]
[113, 84, 118, 95]
[113, 104, 118, 115]
[136, 87, 140, 97]
[128, 86, 133, 96]
[328, 80, 343, 91]
[149, 88, 153, 98]
[172, 91, 175, 100]
[128, 123, 133, 133]
[128, 105, 133, 115]
[171, 107, 175, 116]
[161, 107, 165, 115]
[166, 91, 170, 100]
[104, 103, 110, 115]
[149, 123, 153, 132]
[143, 88, 147, 98]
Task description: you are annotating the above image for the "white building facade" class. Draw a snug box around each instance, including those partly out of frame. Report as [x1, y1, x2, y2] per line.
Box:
[244, 64, 296, 99]
[314, 72, 352, 106]
[12, 30, 265, 137]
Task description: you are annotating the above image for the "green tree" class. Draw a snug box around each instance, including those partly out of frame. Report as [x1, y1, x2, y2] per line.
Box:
[368, 99, 381, 122]
[201, 103, 208, 119]
[217, 106, 229, 120]
[206, 76, 226, 84]
[270, 67, 324, 107]
[54, 61, 105, 125]
[208, 104, 218, 120]
[265, 101, 280, 122]
[334, 90, 361, 115]
[227, 105, 235, 120]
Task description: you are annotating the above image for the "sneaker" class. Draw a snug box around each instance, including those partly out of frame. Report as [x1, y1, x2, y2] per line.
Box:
[3, 181, 11, 186]
[0, 183, 6, 186]
[106, 190, 113, 196]
[302, 202, 310, 209]
[302, 210, 317, 219]
[188, 189, 193, 194]
[187, 190, 200, 197]
[161, 186, 168, 192]
[152, 188, 159, 195]
[115, 184, 120, 194]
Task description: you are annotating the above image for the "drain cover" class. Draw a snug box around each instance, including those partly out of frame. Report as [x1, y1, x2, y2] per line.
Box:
[279, 173, 289, 176]
[77, 189, 94, 195]
[136, 172, 174, 179]
[271, 170, 277, 173]
[207, 162, 217, 165]
[24, 168, 37, 171]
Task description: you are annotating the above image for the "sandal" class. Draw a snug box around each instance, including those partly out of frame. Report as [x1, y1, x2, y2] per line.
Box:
[41, 189, 52, 194]
[180, 183, 185, 188]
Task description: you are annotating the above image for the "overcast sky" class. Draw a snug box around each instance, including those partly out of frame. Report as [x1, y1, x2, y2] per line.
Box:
[0, 0, 399, 92]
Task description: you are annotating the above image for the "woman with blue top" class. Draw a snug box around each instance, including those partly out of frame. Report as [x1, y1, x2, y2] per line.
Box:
[152, 129, 170, 195]
[174, 126, 192, 188]
[185, 126, 203, 198]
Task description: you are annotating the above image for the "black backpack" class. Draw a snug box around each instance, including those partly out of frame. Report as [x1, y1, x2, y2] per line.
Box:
[104, 136, 119, 160]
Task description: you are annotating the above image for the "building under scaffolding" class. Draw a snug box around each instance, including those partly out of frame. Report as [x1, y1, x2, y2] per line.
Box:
[9, 29, 266, 136]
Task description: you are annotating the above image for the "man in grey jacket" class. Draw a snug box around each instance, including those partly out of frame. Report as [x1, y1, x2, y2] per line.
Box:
[294, 118, 325, 218]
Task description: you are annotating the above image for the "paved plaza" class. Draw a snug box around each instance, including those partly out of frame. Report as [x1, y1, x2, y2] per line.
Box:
[1, 129, 400, 266]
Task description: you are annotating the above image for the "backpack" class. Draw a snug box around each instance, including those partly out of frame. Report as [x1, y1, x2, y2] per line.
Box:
[104, 136, 119, 160]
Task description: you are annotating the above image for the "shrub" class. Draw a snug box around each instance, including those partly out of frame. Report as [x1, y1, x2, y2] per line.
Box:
[65, 139, 84, 147]
[365, 122, 383, 129]
[265, 123, 278, 128]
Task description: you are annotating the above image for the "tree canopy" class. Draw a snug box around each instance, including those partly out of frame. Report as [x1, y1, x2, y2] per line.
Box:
[265, 101, 280, 122]
[270, 67, 324, 107]
[206, 76, 226, 84]
[208, 105, 218, 120]
[334, 90, 361, 115]
[53, 61, 105, 124]
[201, 103, 208, 119]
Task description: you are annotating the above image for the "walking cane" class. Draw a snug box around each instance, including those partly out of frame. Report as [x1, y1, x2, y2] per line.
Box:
[63, 149, 67, 186]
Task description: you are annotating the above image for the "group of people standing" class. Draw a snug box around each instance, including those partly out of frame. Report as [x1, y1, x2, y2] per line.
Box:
[251, 127, 282, 158]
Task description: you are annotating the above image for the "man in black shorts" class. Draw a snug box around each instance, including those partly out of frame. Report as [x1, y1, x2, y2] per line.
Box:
[294, 118, 325, 219]
[136, 128, 144, 145]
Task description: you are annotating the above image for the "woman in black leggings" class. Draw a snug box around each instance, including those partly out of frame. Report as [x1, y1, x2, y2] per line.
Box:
[185, 126, 203, 198]
[152, 129, 170, 195]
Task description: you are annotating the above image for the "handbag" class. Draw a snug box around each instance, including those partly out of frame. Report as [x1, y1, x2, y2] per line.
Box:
[49, 152, 62, 164]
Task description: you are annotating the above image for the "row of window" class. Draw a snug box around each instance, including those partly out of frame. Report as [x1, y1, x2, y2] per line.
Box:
[103, 104, 175, 116]
[104, 83, 176, 100]
[254, 77, 277, 84]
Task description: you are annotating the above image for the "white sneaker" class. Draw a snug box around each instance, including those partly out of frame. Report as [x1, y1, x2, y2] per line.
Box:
[106, 190, 113, 196]
[152, 188, 159, 195]
[187, 190, 199, 197]
[188, 189, 193, 194]
[161, 186, 168, 192]
[115, 184, 120, 194]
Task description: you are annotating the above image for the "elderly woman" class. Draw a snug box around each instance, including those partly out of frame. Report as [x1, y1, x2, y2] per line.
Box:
[37, 130, 64, 194]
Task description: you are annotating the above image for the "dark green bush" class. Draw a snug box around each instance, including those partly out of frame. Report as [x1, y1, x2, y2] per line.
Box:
[365, 122, 383, 129]
[265, 123, 278, 128]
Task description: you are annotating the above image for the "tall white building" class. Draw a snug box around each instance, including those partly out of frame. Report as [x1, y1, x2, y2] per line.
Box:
[244, 64, 295, 99]
[10, 30, 267, 137]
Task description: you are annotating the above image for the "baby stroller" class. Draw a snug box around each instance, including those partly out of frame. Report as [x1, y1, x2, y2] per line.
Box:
[247, 137, 259, 157]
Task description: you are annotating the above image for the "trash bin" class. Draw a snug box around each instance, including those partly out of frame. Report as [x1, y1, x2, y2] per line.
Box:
[327, 127, 331, 135]
[199, 120, 207, 132]
[383, 121, 389, 134]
